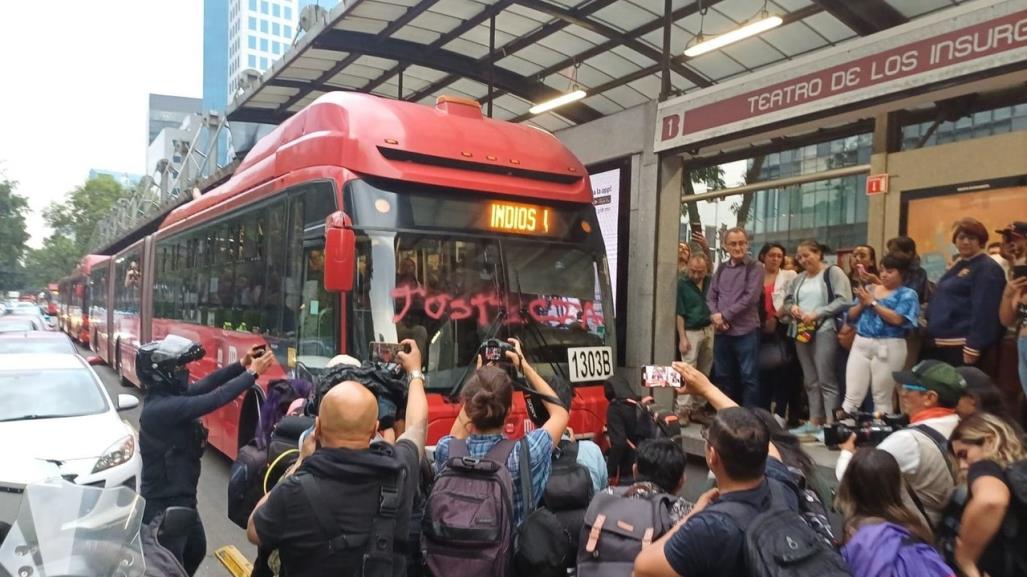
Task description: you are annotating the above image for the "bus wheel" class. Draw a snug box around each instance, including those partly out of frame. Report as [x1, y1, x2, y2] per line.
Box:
[116, 342, 131, 388]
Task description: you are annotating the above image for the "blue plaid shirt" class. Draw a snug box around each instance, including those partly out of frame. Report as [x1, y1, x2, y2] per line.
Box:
[434, 429, 553, 527]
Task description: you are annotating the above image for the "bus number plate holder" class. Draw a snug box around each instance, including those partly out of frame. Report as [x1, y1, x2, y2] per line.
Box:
[567, 346, 614, 383]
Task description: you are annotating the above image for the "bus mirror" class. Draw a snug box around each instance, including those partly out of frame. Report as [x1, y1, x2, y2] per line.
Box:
[325, 211, 355, 293]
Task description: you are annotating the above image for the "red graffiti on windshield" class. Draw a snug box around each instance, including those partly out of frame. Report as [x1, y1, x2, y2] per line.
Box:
[390, 285, 604, 328]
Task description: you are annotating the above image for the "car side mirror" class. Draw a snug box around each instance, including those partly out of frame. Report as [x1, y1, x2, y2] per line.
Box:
[159, 507, 198, 539]
[86, 355, 104, 366]
[117, 394, 140, 411]
[324, 211, 356, 293]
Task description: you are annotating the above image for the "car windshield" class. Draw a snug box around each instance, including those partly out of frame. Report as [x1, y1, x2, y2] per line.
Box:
[0, 320, 37, 333]
[0, 338, 75, 354]
[0, 369, 108, 421]
[350, 231, 613, 391]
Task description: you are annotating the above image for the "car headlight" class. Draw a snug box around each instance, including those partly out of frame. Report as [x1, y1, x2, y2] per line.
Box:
[92, 435, 135, 474]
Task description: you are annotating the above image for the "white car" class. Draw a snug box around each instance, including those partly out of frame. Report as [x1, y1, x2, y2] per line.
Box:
[0, 354, 141, 493]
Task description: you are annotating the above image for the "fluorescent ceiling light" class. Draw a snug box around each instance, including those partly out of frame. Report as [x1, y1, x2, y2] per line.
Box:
[684, 15, 783, 57]
[529, 90, 588, 115]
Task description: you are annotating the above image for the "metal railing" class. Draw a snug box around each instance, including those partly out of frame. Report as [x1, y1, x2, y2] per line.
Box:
[88, 113, 232, 253]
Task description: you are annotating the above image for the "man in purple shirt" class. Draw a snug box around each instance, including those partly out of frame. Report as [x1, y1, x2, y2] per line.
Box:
[706, 228, 764, 407]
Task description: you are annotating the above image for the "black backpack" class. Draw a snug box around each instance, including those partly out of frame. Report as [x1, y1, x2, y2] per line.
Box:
[423, 439, 519, 577]
[514, 440, 595, 577]
[713, 481, 851, 577]
[227, 442, 267, 529]
[576, 487, 676, 577]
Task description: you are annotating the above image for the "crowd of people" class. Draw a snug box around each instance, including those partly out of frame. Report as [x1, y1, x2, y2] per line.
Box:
[676, 218, 1027, 441]
[130, 218, 1027, 577]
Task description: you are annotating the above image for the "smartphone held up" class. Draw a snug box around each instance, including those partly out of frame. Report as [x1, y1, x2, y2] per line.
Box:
[641, 365, 681, 388]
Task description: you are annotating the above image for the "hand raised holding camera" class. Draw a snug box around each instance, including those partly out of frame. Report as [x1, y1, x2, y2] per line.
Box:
[505, 338, 527, 372]
[396, 339, 423, 375]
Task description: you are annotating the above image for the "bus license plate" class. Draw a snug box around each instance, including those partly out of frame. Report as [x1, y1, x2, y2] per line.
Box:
[567, 346, 614, 383]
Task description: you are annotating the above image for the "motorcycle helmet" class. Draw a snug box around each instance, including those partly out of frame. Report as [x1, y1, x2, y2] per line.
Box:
[136, 335, 205, 390]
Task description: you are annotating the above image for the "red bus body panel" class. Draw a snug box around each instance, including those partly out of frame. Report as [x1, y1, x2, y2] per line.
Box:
[97, 93, 608, 459]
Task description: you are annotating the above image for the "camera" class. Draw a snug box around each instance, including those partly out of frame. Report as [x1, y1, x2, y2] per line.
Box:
[823, 412, 909, 449]
[480, 338, 515, 364]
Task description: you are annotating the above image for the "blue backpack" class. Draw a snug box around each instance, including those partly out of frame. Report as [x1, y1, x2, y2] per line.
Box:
[841, 521, 954, 577]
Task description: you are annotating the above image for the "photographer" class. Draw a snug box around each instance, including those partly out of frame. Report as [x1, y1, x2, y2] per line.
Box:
[138, 337, 275, 576]
[835, 360, 965, 527]
[432, 338, 569, 526]
[246, 339, 427, 577]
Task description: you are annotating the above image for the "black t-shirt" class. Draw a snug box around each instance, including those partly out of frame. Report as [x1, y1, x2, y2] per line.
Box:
[967, 459, 1013, 577]
[253, 439, 421, 577]
[663, 458, 798, 577]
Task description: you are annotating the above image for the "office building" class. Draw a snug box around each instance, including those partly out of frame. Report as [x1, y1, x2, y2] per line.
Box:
[148, 94, 202, 147]
[228, 0, 300, 99]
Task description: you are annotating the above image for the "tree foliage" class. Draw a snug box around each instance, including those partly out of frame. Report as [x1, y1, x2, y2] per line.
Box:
[21, 236, 81, 291]
[17, 175, 127, 292]
[44, 175, 125, 255]
[0, 178, 30, 291]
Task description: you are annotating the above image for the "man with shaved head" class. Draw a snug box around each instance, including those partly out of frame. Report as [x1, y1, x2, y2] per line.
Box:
[247, 340, 427, 577]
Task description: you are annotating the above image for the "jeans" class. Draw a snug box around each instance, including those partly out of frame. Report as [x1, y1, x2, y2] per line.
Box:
[1019, 336, 1027, 398]
[795, 329, 841, 424]
[843, 335, 906, 415]
[713, 330, 761, 407]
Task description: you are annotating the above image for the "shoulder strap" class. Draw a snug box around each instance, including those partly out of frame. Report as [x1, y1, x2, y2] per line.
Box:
[824, 265, 836, 302]
[519, 438, 535, 516]
[364, 467, 403, 577]
[448, 437, 469, 459]
[483, 438, 518, 465]
[298, 474, 369, 553]
[910, 424, 949, 458]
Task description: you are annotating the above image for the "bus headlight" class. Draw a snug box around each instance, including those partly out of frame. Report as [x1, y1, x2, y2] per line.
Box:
[93, 435, 135, 474]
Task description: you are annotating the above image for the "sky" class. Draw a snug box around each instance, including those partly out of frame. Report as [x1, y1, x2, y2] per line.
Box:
[0, 1, 203, 248]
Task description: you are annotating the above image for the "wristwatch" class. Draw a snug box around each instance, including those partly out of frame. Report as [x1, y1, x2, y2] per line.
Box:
[408, 370, 425, 382]
[870, 300, 879, 308]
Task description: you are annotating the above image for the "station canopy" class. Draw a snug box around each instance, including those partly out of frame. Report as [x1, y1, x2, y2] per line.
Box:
[228, 0, 970, 131]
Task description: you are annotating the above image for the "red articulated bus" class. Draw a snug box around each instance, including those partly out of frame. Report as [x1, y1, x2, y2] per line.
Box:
[58, 255, 109, 345]
[97, 93, 615, 459]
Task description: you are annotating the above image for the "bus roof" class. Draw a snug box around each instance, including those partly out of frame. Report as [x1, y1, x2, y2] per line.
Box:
[162, 93, 590, 230]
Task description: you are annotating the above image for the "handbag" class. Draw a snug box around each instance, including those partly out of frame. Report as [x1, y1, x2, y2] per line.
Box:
[759, 330, 792, 371]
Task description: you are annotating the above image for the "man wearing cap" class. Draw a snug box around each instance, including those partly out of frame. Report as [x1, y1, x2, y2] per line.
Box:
[996, 221, 1027, 271]
[835, 360, 965, 526]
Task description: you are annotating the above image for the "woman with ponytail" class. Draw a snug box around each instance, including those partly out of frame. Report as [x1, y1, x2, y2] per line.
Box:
[432, 338, 569, 526]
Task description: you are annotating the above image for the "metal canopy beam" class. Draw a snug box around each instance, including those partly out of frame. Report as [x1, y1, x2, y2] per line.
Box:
[310, 29, 603, 123]
[360, 0, 519, 94]
[813, 0, 907, 36]
[514, 0, 709, 87]
[404, 0, 626, 104]
[271, 0, 442, 114]
[507, 4, 822, 122]
[475, 0, 725, 111]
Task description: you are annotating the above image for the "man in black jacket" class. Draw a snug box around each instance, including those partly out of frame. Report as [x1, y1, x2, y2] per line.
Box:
[246, 340, 427, 577]
[138, 335, 274, 575]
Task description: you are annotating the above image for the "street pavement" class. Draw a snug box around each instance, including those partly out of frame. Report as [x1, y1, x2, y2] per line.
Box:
[85, 345, 256, 577]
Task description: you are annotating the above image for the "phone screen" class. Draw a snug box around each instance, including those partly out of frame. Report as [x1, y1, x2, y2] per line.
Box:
[641, 365, 681, 388]
[1013, 264, 1027, 280]
[370, 342, 407, 363]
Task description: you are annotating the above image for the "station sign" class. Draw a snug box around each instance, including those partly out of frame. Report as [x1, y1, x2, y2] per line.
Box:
[866, 174, 889, 195]
[655, 0, 1027, 153]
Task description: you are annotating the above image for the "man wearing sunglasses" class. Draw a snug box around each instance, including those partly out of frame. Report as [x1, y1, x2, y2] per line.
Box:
[835, 360, 966, 527]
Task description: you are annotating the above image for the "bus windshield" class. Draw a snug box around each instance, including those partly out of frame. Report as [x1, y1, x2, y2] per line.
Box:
[350, 231, 613, 391]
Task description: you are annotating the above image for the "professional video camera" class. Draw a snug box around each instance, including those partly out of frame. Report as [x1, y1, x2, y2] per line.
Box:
[823, 411, 910, 449]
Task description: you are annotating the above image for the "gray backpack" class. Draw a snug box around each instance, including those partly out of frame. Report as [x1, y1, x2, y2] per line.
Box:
[422, 439, 518, 577]
[576, 488, 676, 577]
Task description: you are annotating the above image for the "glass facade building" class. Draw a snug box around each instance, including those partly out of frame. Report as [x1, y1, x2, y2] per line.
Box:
[227, 0, 299, 99]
